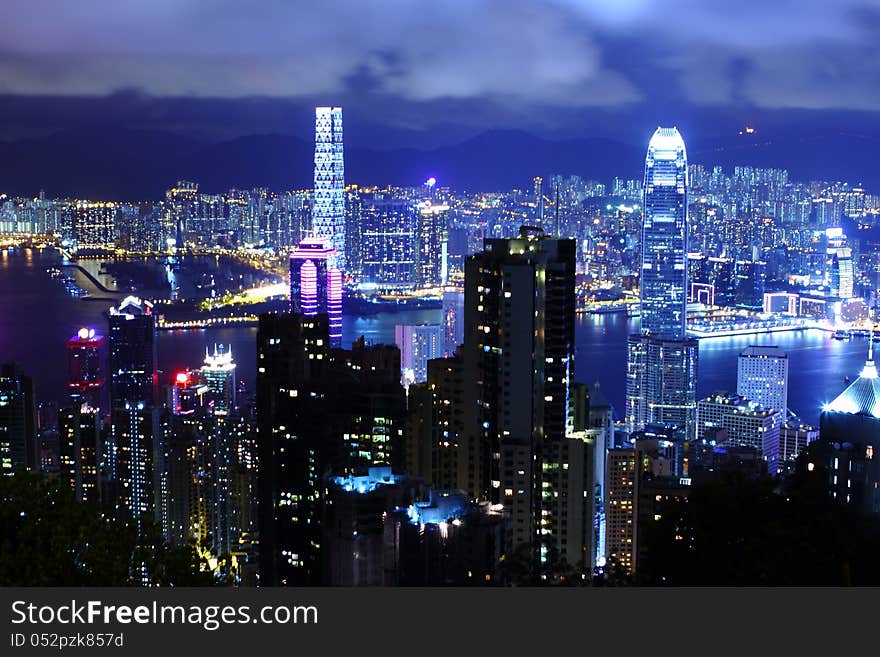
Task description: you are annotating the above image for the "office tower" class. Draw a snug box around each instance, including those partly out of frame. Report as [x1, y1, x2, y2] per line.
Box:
[67, 327, 105, 406]
[257, 312, 406, 585]
[0, 363, 36, 475]
[108, 296, 158, 524]
[415, 200, 449, 288]
[344, 185, 362, 280]
[464, 226, 587, 577]
[313, 107, 345, 270]
[73, 201, 116, 252]
[168, 370, 208, 415]
[441, 289, 465, 356]
[641, 126, 688, 337]
[696, 392, 783, 456]
[201, 344, 236, 414]
[826, 227, 854, 299]
[772, 422, 819, 476]
[737, 345, 788, 413]
[815, 344, 880, 513]
[626, 127, 698, 438]
[361, 192, 418, 289]
[394, 323, 443, 388]
[289, 236, 343, 348]
[625, 335, 698, 432]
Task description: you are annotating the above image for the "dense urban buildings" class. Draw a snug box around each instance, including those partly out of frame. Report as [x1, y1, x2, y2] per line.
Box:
[7, 107, 880, 589]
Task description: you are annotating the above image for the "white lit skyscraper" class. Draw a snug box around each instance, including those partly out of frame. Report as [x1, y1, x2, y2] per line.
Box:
[201, 344, 237, 415]
[626, 127, 698, 437]
[641, 127, 688, 338]
[313, 107, 345, 270]
[737, 345, 788, 414]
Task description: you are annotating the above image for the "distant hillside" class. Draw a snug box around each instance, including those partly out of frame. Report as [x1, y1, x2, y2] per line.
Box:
[0, 126, 877, 199]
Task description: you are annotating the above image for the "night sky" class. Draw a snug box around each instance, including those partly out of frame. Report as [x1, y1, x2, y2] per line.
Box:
[2, 1, 880, 145]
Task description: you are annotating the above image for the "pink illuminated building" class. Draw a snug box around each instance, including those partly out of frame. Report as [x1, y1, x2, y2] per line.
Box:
[290, 236, 343, 347]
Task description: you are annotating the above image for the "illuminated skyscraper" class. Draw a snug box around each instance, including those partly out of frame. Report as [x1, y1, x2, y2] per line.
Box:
[74, 201, 116, 252]
[201, 344, 236, 415]
[626, 128, 698, 437]
[0, 363, 36, 476]
[108, 296, 158, 524]
[415, 200, 449, 288]
[61, 327, 105, 501]
[640, 127, 688, 338]
[67, 327, 105, 406]
[313, 107, 345, 270]
[361, 192, 418, 289]
[289, 236, 343, 348]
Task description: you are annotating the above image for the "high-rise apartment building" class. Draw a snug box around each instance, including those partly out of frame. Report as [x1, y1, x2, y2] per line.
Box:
[0, 363, 36, 475]
[463, 226, 589, 577]
[108, 296, 158, 524]
[415, 200, 449, 288]
[313, 107, 345, 270]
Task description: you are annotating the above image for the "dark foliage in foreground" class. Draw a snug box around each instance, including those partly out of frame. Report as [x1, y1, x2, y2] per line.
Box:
[639, 458, 880, 585]
[0, 471, 214, 586]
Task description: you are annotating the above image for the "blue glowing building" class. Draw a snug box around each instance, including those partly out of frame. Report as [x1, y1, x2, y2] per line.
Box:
[640, 127, 689, 339]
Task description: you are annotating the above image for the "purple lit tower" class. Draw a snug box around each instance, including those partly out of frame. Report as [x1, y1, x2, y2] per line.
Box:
[290, 236, 343, 347]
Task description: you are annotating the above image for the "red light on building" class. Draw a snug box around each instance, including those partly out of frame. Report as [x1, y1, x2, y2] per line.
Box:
[175, 372, 190, 386]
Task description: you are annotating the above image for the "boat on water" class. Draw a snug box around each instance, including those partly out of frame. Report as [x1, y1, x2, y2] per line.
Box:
[832, 330, 851, 340]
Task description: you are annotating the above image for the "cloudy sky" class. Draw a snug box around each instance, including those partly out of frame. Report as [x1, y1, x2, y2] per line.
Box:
[2, 0, 879, 142]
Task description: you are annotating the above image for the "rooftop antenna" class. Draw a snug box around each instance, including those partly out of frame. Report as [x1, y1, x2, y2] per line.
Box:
[555, 182, 560, 239]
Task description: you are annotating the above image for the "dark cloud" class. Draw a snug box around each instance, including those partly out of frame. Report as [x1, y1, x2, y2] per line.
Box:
[0, 0, 878, 141]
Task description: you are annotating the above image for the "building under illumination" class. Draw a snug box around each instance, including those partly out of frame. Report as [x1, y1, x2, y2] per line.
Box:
[289, 236, 343, 348]
[67, 327, 105, 406]
[108, 296, 158, 525]
[201, 344, 236, 414]
[394, 323, 443, 388]
[815, 344, 880, 513]
[737, 345, 788, 414]
[626, 127, 698, 439]
[313, 107, 345, 270]
[361, 192, 418, 289]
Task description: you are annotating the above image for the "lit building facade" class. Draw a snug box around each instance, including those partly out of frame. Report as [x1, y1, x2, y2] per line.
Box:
[361, 192, 418, 289]
[201, 344, 236, 414]
[289, 236, 343, 348]
[696, 392, 783, 456]
[74, 201, 116, 251]
[416, 200, 449, 288]
[313, 107, 345, 270]
[108, 296, 158, 524]
[67, 327, 105, 406]
[394, 323, 443, 388]
[737, 345, 788, 413]
[627, 127, 698, 438]
[640, 127, 688, 338]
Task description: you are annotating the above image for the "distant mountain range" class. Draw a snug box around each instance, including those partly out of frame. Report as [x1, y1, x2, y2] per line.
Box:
[1, 126, 879, 199]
